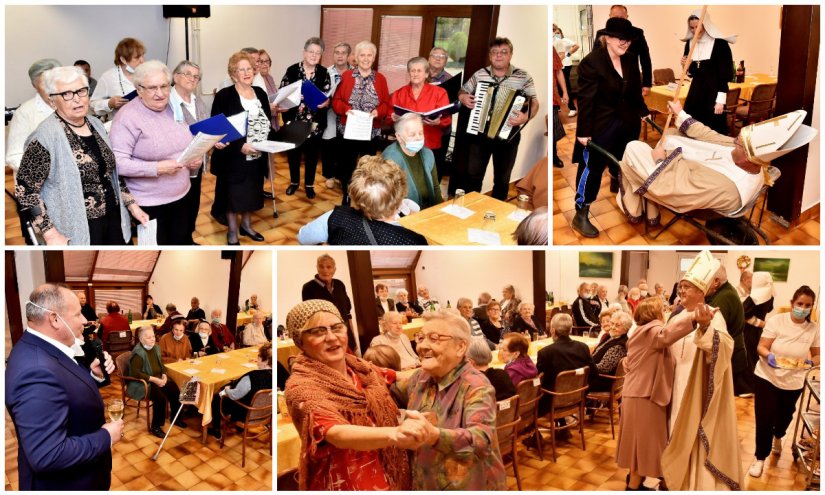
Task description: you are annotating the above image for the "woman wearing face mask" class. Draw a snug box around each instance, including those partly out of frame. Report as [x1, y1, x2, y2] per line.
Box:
[90, 38, 146, 121]
[627, 287, 642, 315]
[498, 332, 538, 386]
[748, 286, 820, 478]
[381, 112, 443, 209]
[189, 321, 218, 356]
[128, 326, 184, 438]
[552, 23, 579, 117]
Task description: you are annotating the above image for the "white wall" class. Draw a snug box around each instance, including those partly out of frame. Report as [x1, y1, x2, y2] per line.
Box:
[5, 5, 322, 106]
[9, 251, 47, 331]
[276, 250, 354, 327]
[485, 4, 549, 190]
[147, 250, 272, 320]
[414, 250, 536, 306]
[801, 67, 820, 212]
[546, 250, 621, 304]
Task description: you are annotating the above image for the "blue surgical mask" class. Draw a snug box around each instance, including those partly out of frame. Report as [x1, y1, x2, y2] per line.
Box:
[212, 317, 221, 324]
[199, 332, 209, 339]
[173, 334, 183, 341]
[554, 33, 562, 39]
[404, 139, 425, 153]
[792, 307, 811, 320]
[121, 58, 136, 74]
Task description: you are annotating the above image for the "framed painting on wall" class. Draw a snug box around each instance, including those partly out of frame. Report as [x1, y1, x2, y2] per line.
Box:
[579, 252, 613, 278]
[753, 258, 790, 282]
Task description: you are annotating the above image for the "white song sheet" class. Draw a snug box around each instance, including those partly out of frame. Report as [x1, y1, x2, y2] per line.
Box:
[343, 110, 374, 141]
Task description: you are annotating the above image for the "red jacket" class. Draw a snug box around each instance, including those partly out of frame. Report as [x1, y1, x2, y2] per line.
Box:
[332, 70, 391, 129]
[390, 83, 451, 149]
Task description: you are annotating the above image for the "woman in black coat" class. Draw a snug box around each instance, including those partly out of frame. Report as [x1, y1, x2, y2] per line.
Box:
[278, 37, 331, 199]
[210, 51, 275, 245]
[573, 17, 649, 238]
[681, 11, 735, 135]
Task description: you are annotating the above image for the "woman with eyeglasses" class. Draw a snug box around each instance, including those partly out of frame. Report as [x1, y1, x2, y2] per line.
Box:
[209, 51, 275, 245]
[256, 49, 280, 130]
[572, 17, 649, 238]
[392, 309, 506, 490]
[109, 60, 201, 245]
[278, 37, 332, 199]
[284, 299, 422, 490]
[16, 66, 149, 245]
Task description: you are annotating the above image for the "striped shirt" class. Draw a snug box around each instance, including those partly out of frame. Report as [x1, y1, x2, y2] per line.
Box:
[462, 64, 537, 98]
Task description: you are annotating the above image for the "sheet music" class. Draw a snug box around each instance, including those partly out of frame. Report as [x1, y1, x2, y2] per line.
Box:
[226, 111, 248, 136]
[137, 219, 158, 246]
[467, 228, 502, 245]
[273, 80, 301, 109]
[177, 132, 226, 164]
[251, 140, 296, 153]
[343, 110, 374, 141]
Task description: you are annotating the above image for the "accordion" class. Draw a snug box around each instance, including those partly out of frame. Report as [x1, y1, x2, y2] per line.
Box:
[467, 81, 529, 141]
[179, 377, 201, 405]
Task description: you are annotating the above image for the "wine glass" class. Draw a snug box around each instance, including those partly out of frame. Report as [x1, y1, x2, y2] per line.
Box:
[108, 399, 124, 422]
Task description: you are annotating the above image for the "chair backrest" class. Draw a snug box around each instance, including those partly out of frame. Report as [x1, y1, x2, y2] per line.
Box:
[725, 87, 741, 108]
[496, 395, 521, 456]
[496, 395, 520, 426]
[653, 68, 676, 86]
[550, 307, 561, 318]
[746, 83, 777, 117]
[550, 367, 589, 410]
[114, 351, 131, 395]
[516, 373, 543, 433]
[612, 357, 627, 394]
[247, 389, 273, 423]
[108, 329, 133, 346]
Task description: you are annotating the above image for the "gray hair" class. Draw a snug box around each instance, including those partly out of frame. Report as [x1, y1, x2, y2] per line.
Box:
[173, 60, 201, 76]
[611, 311, 633, 334]
[42, 66, 88, 96]
[334, 42, 352, 54]
[26, 284, 71, 322]
[354, 40, 377, 57]
[429, 46, 448, 58]
[395, 288, 408, 298]
[421, 309, 470, 344]
[551, 313, 573, 337]
[466, 338, 493, 366]
[617, 284, 628, 295]
[317, 253, 335, 266]
[407, 56, 428, 72]
[240, 47, 259, 54]
[381, 310, 402, 331]
[135, 325, 153, 340]
[134, 60, 172, 87]
[517, 301, 535, 312]
[165, 303, 176, 312]
[394, 112, 423, 136]
[478, 292, 492, 304]
[513, 207, 548, 245]
[29, 58, 62, 85]
[304, 37, 325, 52]
[457, 297, 473, 308]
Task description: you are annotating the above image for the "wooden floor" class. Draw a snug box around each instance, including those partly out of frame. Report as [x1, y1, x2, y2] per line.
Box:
[552, 110, 820, 246]
[5, 372, 272, 491]
[4, 155, 525, 246]
[499, 394, 812, 491]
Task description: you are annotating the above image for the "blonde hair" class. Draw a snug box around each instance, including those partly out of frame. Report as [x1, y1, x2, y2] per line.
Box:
[634, 297, 664, 325]
[348, 155, 407, 220]
[227, 51, 254, 79]
[354, 40, 377, 58]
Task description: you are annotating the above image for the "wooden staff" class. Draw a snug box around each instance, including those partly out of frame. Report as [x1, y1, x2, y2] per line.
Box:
[659, 5, 708, 143]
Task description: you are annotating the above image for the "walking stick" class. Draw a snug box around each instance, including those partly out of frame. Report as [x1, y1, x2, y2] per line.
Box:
[268, 156, 278, 218]
[153, 377, 200, 461]
[658, 5, 708, 145]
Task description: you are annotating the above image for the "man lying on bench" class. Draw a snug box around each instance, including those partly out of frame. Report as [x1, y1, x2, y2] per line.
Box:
[617, 100, 816, 225]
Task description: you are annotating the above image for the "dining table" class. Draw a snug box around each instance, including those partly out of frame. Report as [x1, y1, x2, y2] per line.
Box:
[397, 191, 527, 246]
[644, 73, 778, 114]
[165, 345, 264, 443]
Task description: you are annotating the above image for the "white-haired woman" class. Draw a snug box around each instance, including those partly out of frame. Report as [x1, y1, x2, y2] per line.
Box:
[381, 113, 443, 209]
[109, 60, 201, 245]
[511, 301, 546, 340]
[395, 288, 423, 318]
[589, 310, 632, 391]
[332, 40, 391, 205]
[16, 66, 148, 245]
[393, 309, 506, 489]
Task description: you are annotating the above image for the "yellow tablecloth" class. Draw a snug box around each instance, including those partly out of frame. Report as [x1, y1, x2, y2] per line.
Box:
[645, 73, 778, 114]
[402, 318, 425, 340]
[129, 319, 160, 331]
[277, 339, 300, 369]
[165, 345, 262, 426]
[277, 415, 300, 474]
[490, 335, 599, 368]
[397, 192, 522, 246]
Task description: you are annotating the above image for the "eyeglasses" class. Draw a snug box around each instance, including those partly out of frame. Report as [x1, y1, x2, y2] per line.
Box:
[235, 67, 255, 74]
[490, 49, 511, 56]
[302, 322, 347, 339]
[421, 332, 456, 344]
[259, 59, 272, 65]
[50, 87, 90, 101]
[138, 84, 171, 95]
[178, 72, 201, 81]
[305, 50, 322, 57]
[617, 39, 632, 46]
[430, 54, 447, 60]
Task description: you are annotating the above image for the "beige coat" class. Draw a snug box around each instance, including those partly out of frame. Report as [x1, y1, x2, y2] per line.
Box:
[661, 317, 743, 490]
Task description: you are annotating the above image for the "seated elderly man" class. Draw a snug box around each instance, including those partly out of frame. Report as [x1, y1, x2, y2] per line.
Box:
[382, 113, 444, 209]
[242, 312, 269, 347]
[209, 309, 235, 352]
[618, 100, 816, 224]
[158, 303, 184, 336]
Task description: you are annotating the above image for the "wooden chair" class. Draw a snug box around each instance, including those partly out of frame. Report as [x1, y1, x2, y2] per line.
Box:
[652, 68, 676, 86]
[586, 357, 627, 439]
[219, 389, 273, 467]
[496, 395, 522, 490]
[537, 366, 590, 462]
[114, 351, 154, 431]
[734, 83, 777, 129]
[724, 87, 742, 136]
[106, 328, 133, 358]
[550, 307, 561, 318]
[515, 373, 544, 460]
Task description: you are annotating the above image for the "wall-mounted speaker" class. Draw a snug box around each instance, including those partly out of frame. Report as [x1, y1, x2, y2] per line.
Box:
[162, 5, 211, 18]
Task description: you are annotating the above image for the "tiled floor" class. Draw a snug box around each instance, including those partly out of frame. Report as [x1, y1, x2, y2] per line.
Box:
[501, 394, 813, 491]
[5, 156, 520, 246]
[553, 110, 820, 245]
[5, 372, 272, 491]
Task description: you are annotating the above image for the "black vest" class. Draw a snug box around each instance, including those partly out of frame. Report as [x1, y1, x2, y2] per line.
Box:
[327, 206, 427, 245]
[231, 369, 272, 405]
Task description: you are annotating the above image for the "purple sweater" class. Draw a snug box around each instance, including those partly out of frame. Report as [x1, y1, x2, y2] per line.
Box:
[505, 355, 539, 386]
[109, 99, 192, 206]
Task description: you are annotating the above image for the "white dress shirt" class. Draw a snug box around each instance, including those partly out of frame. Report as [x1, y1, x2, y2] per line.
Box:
[90, 65, 137, 118]
[6, 94, 54, 173]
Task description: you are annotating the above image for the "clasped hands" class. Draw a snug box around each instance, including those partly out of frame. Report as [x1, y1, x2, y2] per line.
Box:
[390, 410, 439, 449]
[690, 303, 715, 330]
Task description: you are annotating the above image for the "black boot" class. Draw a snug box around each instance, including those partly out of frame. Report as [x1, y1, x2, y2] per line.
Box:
[610, 176, 619, 193]
[572, 205, 599, 238]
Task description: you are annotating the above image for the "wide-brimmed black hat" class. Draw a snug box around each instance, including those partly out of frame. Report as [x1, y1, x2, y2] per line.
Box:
[596, 17, 638, 41]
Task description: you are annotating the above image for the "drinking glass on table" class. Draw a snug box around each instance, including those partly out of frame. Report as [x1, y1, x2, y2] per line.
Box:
[108, 399, 124, 422]
[453, 189, 465, 208]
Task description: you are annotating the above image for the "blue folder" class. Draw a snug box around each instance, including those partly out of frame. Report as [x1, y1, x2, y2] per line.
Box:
[189, 113, 245, 144]
[123, 89, 138, 101]
[301, 80, 329, 111]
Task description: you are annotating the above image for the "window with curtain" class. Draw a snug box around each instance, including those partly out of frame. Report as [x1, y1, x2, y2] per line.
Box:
[379, 15, 423, 93]
[321, 8, 373, 68]
[93, 288, 142, 318]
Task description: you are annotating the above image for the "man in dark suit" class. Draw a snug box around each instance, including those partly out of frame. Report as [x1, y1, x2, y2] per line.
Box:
[301, 254, 355, 351]
[593, 5, 653, 96]
[536, 313, 596, 416]
[473, 292, 492, 323]
[374, 283, 395, 317]
[6, 283, 123, 491]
